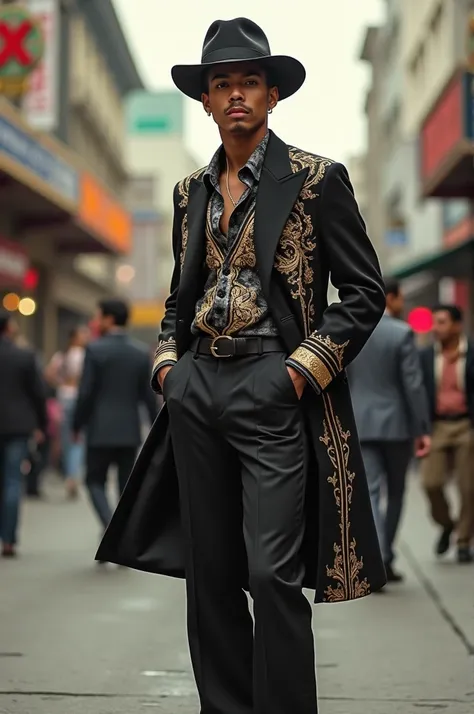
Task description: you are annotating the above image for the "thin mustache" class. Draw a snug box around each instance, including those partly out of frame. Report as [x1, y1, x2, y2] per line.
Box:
[226, 105, 250, 114]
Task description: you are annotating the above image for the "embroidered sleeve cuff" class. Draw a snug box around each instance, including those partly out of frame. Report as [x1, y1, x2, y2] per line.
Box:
[288, 334, 348, 392]
[286, 357, 322, 394]
[151, 339, 178, 394]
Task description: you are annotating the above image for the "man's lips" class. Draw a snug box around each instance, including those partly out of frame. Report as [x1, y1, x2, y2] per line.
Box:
[227, 107, 249, 116]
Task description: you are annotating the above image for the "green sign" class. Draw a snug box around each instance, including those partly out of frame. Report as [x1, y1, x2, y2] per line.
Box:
[0, 4, 44, 96]
[126, 91, 184, 136]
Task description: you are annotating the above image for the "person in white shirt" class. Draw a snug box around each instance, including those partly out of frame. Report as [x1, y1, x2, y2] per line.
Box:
[45, 326, 90, 498]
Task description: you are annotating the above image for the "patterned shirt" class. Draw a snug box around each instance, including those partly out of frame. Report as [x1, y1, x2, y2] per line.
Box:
[191, 133, 279, 337]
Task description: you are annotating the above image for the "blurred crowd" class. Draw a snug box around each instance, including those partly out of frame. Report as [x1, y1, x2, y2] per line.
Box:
[0, 299, 158, 558]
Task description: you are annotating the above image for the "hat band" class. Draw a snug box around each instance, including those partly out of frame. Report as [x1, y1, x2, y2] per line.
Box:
[202, 46, 268, 65]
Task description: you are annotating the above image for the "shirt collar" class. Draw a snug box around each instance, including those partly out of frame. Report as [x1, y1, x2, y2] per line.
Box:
[435, 335, 468, 356]
[203, 132, 269, 192]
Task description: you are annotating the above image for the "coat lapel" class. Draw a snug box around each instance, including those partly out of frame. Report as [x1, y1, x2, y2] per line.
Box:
[177, 178, 208, 315]
[255, 132, 309, 297]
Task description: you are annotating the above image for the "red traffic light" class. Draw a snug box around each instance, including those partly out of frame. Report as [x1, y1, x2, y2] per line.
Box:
[408, 306, 433, 334]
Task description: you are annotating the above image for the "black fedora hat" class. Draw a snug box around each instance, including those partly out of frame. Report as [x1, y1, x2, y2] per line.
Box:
[171, 18, 306, 102]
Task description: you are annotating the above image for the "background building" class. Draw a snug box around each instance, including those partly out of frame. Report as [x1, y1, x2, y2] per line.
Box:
[0, 0, 143, 357]
[360, 0, 474, 326]
[123, 89, 200, 340]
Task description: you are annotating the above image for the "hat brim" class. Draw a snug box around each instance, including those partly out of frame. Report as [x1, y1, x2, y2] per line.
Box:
[171, 55, 306, 102]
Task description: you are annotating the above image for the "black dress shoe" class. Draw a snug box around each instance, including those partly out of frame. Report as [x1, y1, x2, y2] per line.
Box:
[457, 547, 473, 564]
[385, 563, 404, 583]
[436, 524, 453, 556]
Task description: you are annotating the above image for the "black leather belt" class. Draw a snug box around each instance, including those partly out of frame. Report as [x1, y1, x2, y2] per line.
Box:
[435, 413, 470, 422]
[190, 336, 286, 358]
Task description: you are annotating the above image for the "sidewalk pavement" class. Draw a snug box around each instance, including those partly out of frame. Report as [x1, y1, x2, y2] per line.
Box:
[0, 471, 473, 714]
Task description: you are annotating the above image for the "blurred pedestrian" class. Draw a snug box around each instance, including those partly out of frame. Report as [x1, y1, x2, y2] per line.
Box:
[0, 310, 47, 557]
[45, 325, 90, 499]
[73, 299, 157, 535]
[97, 18, 386, 714]
[348, 279, 431, 582]
[419, 305, 474, 563]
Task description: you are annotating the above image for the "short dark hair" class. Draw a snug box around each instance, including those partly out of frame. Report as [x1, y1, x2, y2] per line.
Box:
[0, 310, 11, 335]
[98, 298, 130, 327]
[384, 277, 400, 298]
[432, 304, 463, 323]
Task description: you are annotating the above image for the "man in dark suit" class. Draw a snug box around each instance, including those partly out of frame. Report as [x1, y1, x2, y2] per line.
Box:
[419, 304, 474, 563]
[348, 279, 431, 582]
[74, 299, 157, 530]
[0, 311, 47, 557]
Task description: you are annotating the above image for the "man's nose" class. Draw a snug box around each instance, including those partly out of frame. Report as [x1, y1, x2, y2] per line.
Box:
[229, 85, 244, 102]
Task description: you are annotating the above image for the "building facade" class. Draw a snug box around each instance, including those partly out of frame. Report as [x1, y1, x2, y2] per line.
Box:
[0, 0, 144, 356]
[123, 90, 200, 341]
[361, 0, 474, 324]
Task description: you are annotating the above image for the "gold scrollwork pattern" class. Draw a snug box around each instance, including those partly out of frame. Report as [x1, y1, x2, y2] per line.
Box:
[274, 150, 333, 336]
[177, 167, 206, 270]
[290, 334, 349, 390]
[320, 393, 370, 602]
[153, 337, 178, 372]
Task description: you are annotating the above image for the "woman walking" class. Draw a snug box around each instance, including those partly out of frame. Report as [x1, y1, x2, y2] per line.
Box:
[46, 326, 90, 498]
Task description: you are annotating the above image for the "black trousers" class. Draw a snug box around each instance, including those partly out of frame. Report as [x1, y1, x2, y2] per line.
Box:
[165, 350, 317, 714]
[86, 446, 137, 529]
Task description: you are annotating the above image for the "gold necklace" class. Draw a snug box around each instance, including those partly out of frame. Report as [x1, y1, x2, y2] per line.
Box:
[225, 159, 236, 207]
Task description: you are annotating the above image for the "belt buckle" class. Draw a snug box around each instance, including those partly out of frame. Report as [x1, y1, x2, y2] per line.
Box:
[210, 335, 233, 358]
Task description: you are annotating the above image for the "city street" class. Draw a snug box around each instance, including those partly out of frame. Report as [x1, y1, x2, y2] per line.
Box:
[1, 474, 473, 714]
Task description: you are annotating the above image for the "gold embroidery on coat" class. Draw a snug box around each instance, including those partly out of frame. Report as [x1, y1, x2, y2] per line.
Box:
[320, 393, 370, 602]
[305, 334, 349, 376]
[153, 336, 178, 371]
[177, 167, 206, 270]
[289, 346, 332, 389]
[274, 150, 333, 336]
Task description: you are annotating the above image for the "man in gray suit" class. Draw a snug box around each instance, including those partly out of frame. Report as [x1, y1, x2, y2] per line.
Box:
[347, 279, 431, 582]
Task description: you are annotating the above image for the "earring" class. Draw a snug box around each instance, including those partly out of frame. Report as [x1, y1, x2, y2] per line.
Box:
[268, 107, 273, 114]
[207, 111, 211, 117]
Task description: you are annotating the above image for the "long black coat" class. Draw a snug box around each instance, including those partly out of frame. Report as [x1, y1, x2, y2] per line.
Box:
[97, 132, 387, 603]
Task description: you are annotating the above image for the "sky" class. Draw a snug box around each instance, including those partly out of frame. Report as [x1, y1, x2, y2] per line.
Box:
[113, 0, 385, 167]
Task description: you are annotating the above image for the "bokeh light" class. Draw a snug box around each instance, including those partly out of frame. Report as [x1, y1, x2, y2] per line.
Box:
[3, 292, 20, 311]
[18, 297, 37, 316]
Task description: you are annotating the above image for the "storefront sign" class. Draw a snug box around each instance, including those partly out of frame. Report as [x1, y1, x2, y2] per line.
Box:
[464, 71, 474, 139]
[421, 75, 463, 181]
[78, 174, 131, 254]
[23, 0, 59, 132]
[0, 3, 44, 97]
[0, 114, 78, 203]
[0, 236, 28, 287]
[126, 91, 184, 136]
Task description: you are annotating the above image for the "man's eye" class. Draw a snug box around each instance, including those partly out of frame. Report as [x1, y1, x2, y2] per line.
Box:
[216, 82, 228, 89]
[246, 80, 258, 85]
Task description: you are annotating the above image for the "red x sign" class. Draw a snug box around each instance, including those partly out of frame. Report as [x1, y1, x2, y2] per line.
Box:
[0, 20, 34, 67]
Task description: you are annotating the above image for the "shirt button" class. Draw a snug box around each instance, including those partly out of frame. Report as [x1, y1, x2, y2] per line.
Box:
[217, 289, 225, 298]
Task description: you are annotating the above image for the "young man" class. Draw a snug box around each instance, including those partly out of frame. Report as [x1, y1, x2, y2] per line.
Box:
[419, 305, 474, 564]
[348, 279, 431, 582]
[0, 311, 46, 557]
[73, 299, 157, 532]
[98, 18, 386, 714]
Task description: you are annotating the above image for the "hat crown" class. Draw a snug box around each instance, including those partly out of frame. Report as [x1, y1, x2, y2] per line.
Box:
[201, 18, 271, 63]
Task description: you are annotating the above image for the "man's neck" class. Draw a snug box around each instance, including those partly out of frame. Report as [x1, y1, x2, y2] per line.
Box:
[441, 335, 461, 352]
[220, 125, 268, 172]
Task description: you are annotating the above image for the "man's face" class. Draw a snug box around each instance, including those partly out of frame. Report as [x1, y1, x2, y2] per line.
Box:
[432, 310, 460, 343]
[95, 309, 112, 336]
[202, 62, 278, 137]
[386, 291, 404, 318]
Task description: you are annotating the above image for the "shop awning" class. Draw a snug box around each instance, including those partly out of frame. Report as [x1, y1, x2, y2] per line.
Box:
[0, 98, 131, 256]
[390, 238, 474, 280]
